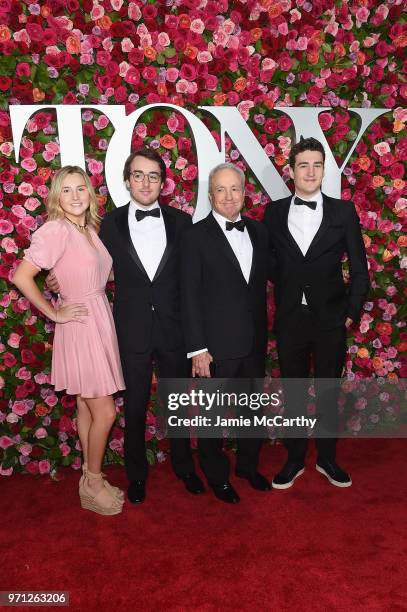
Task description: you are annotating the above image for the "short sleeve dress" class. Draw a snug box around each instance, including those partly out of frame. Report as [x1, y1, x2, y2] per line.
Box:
[24, 219, 125, 398]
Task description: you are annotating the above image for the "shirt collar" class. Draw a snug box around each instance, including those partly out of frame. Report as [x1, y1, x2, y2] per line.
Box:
[212, 209, 242, 230]
[292, 191, 323, 208]
[129, 199, 160, 213]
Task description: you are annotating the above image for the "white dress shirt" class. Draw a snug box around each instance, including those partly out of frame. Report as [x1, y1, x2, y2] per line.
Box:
[128, 199, 166, 281]
[188, 210, 253, 358]
[287, 191, 323, 304]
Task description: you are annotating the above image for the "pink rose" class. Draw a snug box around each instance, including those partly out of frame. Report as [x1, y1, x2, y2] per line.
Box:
[13, 401, 31, 416]
[7, 332, 21, 348]
[0, 466, 13, 476]
[121, 38, 134, 53]
[90, 5, 104, 20]
[45, 394, 58, 408]
[1, 237, 17, 253]
[59, 443, 71, 456]
[11, 204, 26, 219]
[19, 443, 33, 456]
[319, 112, 334, 130]
[0, 220, 13, 234]
[0, 142, 13, 156]
[39, 460, 51, 475]
[21, 216, 37, 230]
[182, 165, 198, 181]
[24, 197, 41, 211]
[0, 436, 13, 450]
[16, 367, 32, 380]
[374, 142, 390, 156]
[34, 428, 48, 439]
[34, 373, 50, 384]
[197, 51, 213, 64]
[157, 32, 170, 47]
[166, 67, 179, 82]
[167, 114, 179, 133]
[88, 159, 103, 175]
[21, 158, 37, 172]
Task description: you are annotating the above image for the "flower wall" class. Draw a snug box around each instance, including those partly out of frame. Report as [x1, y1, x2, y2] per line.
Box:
[0, 0, 406, 475]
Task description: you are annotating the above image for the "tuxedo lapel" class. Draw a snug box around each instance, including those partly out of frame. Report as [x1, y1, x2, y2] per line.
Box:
[245, 218, 258, 286]
[205, 213, 245, 281]
[115, 203, 150, 281]
[305, 194, 333, 260]
[153, 204, 175, 281]
[279, 197, 304, 259]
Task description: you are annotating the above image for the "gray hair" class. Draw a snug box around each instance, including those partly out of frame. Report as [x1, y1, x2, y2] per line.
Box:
[208, 162, 245, 193]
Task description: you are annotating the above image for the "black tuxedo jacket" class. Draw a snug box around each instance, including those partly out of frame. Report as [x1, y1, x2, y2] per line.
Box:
[181, 213, 269, 360]
[263, 194, 369, 331]
[99, 203, 192, 354]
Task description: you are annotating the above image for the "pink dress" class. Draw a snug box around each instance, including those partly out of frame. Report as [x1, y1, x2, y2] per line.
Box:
[24, 219, 125, 398]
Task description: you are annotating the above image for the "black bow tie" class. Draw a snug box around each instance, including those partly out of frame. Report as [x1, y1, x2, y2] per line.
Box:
[294, 197, 317, 210]
[226, 219, 245, 232]
[135, 208, 161, 221]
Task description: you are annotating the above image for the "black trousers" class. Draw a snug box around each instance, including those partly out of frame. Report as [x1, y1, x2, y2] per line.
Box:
[120, 313, 194, 482]
[276, 306, 346, 463]
[198, 353, 265, 485]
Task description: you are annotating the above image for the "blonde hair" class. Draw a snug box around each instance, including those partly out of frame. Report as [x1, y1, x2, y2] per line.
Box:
[46, 166, 101, 229]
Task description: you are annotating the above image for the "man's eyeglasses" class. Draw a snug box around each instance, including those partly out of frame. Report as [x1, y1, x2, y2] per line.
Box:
[130, 171, 161, 183]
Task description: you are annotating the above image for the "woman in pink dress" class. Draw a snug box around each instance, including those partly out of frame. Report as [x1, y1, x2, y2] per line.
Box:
[12, 166, 125, 516]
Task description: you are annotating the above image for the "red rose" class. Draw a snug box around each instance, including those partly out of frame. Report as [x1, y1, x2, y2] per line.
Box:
[26, 23, 43, 42]
[2, 352, 17, 367]
[0, 76, 11, 91]
[21, 349, 35, 364]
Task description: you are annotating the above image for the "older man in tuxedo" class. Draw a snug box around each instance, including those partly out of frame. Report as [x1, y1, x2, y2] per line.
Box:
[181, 163, 271, 503]
[99, 149, 204, 504]
[263, 137, 369, 489]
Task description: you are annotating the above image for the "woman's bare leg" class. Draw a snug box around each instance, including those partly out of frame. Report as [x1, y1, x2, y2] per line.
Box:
[76, 395, 92, 464]
[83, 395, 116, 496]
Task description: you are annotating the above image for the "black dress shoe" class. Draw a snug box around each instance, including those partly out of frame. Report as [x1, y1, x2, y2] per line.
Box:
[236, 469, 271, 491]
[272, 461, 305, 489]
[180, 473, 205, 494]
[127, 480, 146, 504]
[316, 459, 352, 487]
[210, 482, 240, 504]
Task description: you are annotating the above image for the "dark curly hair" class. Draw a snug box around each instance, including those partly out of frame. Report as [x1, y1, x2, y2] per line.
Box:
[289, 137, 325, 169]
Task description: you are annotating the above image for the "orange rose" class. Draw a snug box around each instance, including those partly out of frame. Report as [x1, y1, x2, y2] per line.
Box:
[0, 25, 11, 42]
[357, 52, 366, 65]
[307, 51, 320, 65]
[41, 5, 50, 17]
[372, 175, 385, 188]
[357, 347, 369, 359]
[264, 98, 274, 110]
[66, 34, 81, 54]
[362, 234, 371, 248]
[372, 357, 383, 369]
[394, 34, 407, 48]
[398, 342, 407, 352]
[358, 156, 371, 171]
[376, 322, 392, 336]
[160, 134, 177, 149]
[213, 93, 228, 106]
[233, 77, 247, 92]
[382, 249, 393, 262]
[393, 120, 404, 133]
[157, 83, 168, 97]
[97, 15, 112, 30]
[267, 3, 283, 18]
[38, 167, 52, 181]
[35, 403, 50, 417]
[179, 14, 191, 29]
[33, 88, 45, 102]
[184, 44, 198, 60]
[96, 194, 107, 206]
[388, 373, 398, 382]
[397, 235, 407, 248]
[250, 28, 263, 42]
[274, 155, 286, 166]
[393, 179, 405, 190]
[144, 46, 157, 61]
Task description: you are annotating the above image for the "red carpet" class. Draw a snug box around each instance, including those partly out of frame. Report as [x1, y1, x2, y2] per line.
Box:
[1, 439, 407, 612]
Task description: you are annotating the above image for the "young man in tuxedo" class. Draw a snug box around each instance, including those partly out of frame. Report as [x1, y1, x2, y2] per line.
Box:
[263, 137, 369, 489]
[181, 163, 271, 504]
[99, 149, 204, 504]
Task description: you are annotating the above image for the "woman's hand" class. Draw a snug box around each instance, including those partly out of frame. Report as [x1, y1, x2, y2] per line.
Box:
[55, 303, 88, 323]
